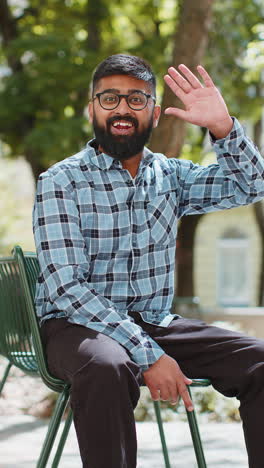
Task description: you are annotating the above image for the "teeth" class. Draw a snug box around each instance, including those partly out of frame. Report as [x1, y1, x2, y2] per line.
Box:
[113, 121, 133, 127]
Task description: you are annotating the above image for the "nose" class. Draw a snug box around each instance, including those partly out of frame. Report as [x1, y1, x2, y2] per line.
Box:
[116, 95, 131, 112]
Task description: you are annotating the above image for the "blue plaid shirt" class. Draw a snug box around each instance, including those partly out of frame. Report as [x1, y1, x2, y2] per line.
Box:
[33, 118, 264, 371]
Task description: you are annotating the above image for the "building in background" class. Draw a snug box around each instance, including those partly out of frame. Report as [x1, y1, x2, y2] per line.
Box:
[194, 205, 261, 309]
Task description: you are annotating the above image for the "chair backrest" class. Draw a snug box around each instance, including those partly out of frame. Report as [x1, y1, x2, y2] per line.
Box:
[0, 255, 37, 374]
[14, 245, 68, 393]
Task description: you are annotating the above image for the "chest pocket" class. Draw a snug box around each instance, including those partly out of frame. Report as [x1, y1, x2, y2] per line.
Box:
[147, 191, 178, 245]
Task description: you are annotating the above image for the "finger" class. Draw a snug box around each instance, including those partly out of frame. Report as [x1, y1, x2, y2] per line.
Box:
[148, 387, 160, 401]
[178, 64, 203, 89]
[159, 385, 170, 401]
[183, 375, 193, 385]
[167, 67, 192, 93]
[168, 384, 179, 405]
[170, 397, 179, 406]
[164, 75, 186, 102]
[178, 382, 194, 411]
[197, 65, 215, 88]
[164, 107, 188, 121]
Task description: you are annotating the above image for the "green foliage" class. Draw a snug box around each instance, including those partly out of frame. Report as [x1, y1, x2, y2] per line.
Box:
[0, 0, 263, 177]
[190, 387, 240, 423]
[206, 0, 264, 120]
[243, 24, 264, 84]
[134, 385, 240, 423]
[0, 1, 102, 169]
[0, 0, 177, 177]
[176, 0, 264, 164]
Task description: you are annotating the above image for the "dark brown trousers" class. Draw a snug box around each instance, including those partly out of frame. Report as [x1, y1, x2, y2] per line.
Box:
[40, 314, 264, 468]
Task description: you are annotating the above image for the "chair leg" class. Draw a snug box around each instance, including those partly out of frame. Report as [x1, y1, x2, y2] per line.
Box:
[51, 407, 73, 468]
[36, 388, 70, 468]
[186, 387, 207, 468]
[153, 401, 171, 468]
[0, 362, 12, 395]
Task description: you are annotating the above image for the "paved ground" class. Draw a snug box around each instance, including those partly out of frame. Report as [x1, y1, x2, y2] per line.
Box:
[0, 357, 248, 467]
[0, 416, 248, 467]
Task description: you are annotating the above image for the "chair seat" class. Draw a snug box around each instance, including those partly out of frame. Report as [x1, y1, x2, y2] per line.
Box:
[191, 379, 211, 387]
[0, 245, 213, 468]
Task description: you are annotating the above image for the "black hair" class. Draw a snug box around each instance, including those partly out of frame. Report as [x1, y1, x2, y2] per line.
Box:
[91, 54, 156, 96]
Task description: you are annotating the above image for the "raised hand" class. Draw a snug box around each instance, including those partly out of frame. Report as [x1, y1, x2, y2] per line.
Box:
[164, 64, 233, 139]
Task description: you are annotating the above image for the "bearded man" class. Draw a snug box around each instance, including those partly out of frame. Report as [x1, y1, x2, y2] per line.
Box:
[34, 54, 264, 468]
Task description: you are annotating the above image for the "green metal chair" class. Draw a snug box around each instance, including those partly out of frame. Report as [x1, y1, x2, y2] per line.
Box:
[0, 248, 73, 468]
[0, 255, 38, 394]
[14, 246, 74, 467]
[153, 380, 211, 468]
[1, 246, 211, 467]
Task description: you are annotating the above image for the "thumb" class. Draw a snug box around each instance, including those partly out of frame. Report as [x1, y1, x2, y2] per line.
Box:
[164, 107, 188, 120]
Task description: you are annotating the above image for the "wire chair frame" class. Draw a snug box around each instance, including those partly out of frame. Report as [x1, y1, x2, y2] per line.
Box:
[0, 257, 37, 374]
[0, 246, 212, 468]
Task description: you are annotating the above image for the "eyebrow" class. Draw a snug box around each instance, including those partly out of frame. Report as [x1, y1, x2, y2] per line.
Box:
[99, 88, 148, 94]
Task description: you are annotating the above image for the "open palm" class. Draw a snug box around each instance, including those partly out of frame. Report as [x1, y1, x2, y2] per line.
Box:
[164, 64, 233, 138]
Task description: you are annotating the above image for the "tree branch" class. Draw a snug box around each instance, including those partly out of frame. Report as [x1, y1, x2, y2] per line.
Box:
[0, 0, 17, 45]
[0, 0, 22, 71]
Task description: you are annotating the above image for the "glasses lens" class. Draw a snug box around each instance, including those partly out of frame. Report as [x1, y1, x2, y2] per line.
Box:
[100, 93, 119, 109]
[128, 93, 147, 110]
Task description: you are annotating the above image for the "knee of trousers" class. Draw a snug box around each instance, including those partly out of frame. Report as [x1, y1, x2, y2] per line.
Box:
[236, 343, 264, 401]
[70, 354, 141, 406]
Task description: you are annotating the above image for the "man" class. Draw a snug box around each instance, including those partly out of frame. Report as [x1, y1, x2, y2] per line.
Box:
[34, 54, 264, 468]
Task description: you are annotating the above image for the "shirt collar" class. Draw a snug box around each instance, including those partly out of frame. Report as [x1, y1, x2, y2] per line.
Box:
[85, 139, 156, 173]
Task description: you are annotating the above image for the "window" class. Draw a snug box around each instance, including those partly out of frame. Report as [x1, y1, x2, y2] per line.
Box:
[217, 230, 250, 307]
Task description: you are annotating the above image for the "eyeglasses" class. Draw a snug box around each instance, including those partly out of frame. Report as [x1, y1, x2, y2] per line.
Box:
[93, 91, 156, 111]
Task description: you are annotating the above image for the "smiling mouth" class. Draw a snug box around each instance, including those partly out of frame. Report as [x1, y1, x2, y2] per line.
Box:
[111, 120, 135, 135]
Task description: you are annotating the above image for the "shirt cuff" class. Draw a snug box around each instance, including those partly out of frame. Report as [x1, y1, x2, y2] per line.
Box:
[209, 117, 243, 144]
[132, 340, 165, 371]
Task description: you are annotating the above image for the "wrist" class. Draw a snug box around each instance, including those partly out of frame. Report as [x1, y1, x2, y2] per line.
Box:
[143, 353, 166, 373]
[208, 116, 233, 140]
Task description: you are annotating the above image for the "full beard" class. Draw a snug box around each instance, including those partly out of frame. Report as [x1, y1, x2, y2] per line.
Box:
[93, 114, 154, 161]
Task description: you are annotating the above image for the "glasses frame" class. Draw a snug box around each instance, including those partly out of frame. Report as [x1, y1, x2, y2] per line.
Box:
[93, 91, 156, 111]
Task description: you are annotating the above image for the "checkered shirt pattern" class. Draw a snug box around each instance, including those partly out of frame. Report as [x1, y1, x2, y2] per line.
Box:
[33, 118, 264, 371]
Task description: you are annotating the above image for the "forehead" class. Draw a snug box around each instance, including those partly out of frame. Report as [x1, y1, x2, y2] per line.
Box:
[94, 74, 152, 94]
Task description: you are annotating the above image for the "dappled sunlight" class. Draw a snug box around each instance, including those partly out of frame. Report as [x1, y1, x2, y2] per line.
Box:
[0, 157, 35, 255]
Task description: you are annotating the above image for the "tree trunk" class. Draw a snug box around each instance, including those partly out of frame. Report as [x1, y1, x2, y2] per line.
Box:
[0, 0, 22, 71]
[149, 0, 213, 157]
[176, 214, 203, 296]
[74, 0, 107, 117]
[150, 0, 213, 297]
[24, 150, 46, 185]
[252, 118, 264, 306]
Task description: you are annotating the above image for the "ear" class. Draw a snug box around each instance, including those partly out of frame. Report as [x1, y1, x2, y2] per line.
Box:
[153, 105, 161, 128]
[88, 102, 93, 123]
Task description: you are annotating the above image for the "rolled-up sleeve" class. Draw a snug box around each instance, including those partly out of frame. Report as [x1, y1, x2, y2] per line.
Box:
[176, 118, 264, 217]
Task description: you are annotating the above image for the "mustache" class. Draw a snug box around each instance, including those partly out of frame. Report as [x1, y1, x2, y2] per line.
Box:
[106, 115, 139, 130]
